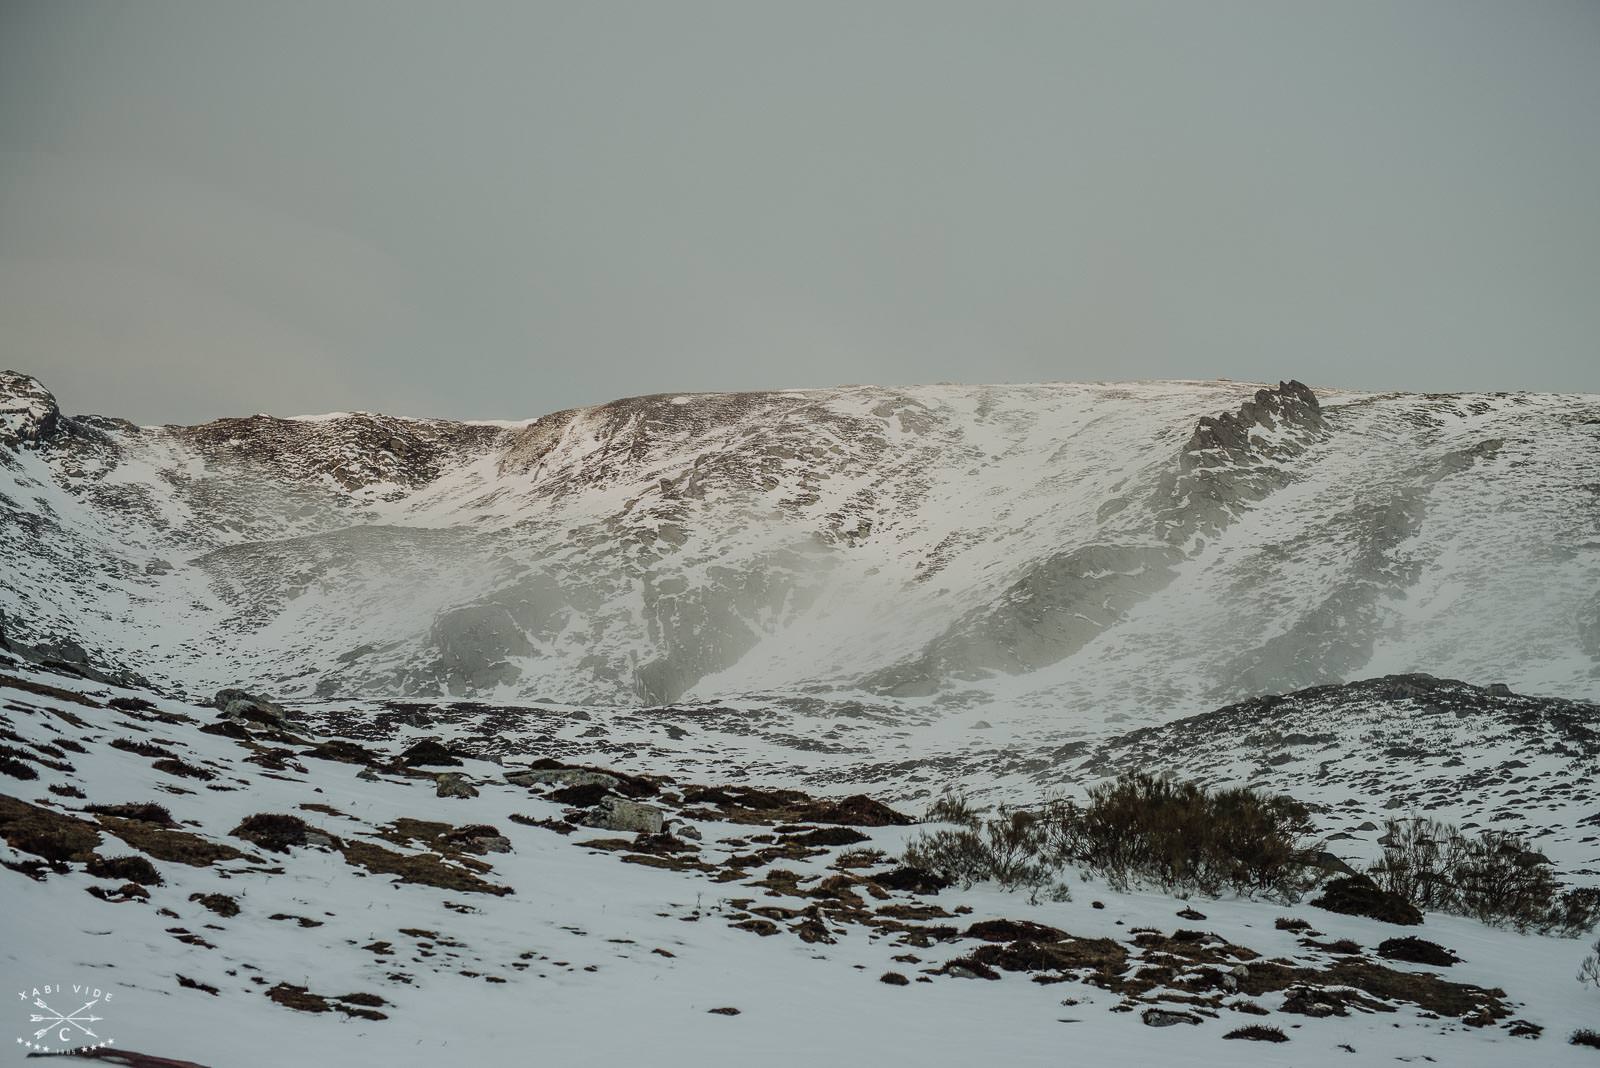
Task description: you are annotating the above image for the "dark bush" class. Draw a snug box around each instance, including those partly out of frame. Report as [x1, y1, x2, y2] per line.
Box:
[1580, 938, 1599, 989]
[868, 866, 953, 894]
[1370, 818, 1600, 934]
[0, 744, 38, 780]
[85, 853, 163, 886]
[83, 802, 175, 826]
[1048, 774, 1320, 899]
[549, 782, 610, 807]
[902, 808, 1066, 901]
[231, 813, 311, 853]
[152, 757, 214, 781]
[1224, 1024, 1288, 1042]
[400, 739, 461, 767]
[1378, 936, 1458, 967]
[1311, 875, 1424, 925]
[924, 792, 980, 826]
[110, 738, 177, 759]
[189, 892, 241, 917]
[1572, 1029, 1600, 1050]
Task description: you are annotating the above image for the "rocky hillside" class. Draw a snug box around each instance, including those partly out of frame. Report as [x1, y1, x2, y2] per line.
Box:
[1, 371, 1596, 718]
[3, 659, 1597, 1066]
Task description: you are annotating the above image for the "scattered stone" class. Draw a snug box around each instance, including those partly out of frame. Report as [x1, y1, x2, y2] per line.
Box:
[507, 767, 620, 790]
[590, 797, 664, 835]
[214, 688, 294, 729]
[435, 772, 479, 798]
[707, 1006, 741, 1015]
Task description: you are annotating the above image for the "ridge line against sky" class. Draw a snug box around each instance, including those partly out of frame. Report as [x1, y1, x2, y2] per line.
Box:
[2, 0, 1598, 424]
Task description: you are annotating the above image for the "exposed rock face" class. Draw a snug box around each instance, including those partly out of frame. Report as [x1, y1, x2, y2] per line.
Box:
[430, 605, 533, 694]
[0, 371, 66, 446]
[865, 380, 1334, 695]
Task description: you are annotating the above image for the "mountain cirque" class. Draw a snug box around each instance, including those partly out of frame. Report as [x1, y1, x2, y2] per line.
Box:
[2, 370, 1596, 719]
[3, 371, 1600, 1065]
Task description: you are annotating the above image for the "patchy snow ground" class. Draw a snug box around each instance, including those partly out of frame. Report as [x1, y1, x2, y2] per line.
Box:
[2, 664, 1596, 1067]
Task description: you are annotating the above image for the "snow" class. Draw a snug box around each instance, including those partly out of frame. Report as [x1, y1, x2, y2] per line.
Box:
[0, 665, 1596, 1066]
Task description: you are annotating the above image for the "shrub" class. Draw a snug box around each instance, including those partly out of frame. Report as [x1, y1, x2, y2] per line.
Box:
[1367, 819, 1464, 911]
[84, 853, 163, 886]
[1378, 936, 1458, 967]
[1370, 819, 1600, 935]
[1047, 774, 1321, 899]
[1310, 875, 1423, 926]
[924, 792, 980, 826]
[1224, 1024, 1288, 1042]
[902, 808, 1066, 902]
[83, 802, 175, 827]
[1573, 1028, 1600, 1050]
[230, 813, 310, 853]
[1580, 938, 1599, 990]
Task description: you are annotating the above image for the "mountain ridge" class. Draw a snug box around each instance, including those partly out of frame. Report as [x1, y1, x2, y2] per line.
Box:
[2, 370, 1596, 722]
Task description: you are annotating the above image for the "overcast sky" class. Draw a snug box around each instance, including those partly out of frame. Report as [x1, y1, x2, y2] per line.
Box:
[1, 1, 1597, 424]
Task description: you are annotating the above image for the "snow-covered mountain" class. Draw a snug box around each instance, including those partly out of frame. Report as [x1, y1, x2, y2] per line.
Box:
[2, 371, 1597, 719]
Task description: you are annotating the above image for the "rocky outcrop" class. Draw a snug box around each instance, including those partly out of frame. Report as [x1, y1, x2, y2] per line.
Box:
[0, 371, 66, 447]
[1150, 379, 1328, 547]
[429, 605, 532, 694]
[866, 381, 1331, 695]
[213, 688, 295, 729]
[171, 411, 509, 492]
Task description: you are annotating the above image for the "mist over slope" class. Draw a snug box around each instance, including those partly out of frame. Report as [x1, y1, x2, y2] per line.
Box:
[1, 371, 1595, 716]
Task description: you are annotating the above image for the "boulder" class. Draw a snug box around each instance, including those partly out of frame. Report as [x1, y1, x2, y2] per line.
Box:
[435, 773, 479, 799]
[505, 768, 620, 790]
[213, 688, 294, 728]
[590, 798, 664, 835]
[401, 738, 462, 767]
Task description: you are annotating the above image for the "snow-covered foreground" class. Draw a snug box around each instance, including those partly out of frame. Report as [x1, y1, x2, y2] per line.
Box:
[2, 664, 1596, 1066]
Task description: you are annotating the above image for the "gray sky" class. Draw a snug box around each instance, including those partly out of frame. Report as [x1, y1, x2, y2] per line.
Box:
[1, 1, 1597, 424]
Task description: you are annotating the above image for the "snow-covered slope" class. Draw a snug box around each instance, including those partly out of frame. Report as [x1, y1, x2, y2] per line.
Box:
[3, 662, 1597, 1067]
[2, 371, 1596, 721]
